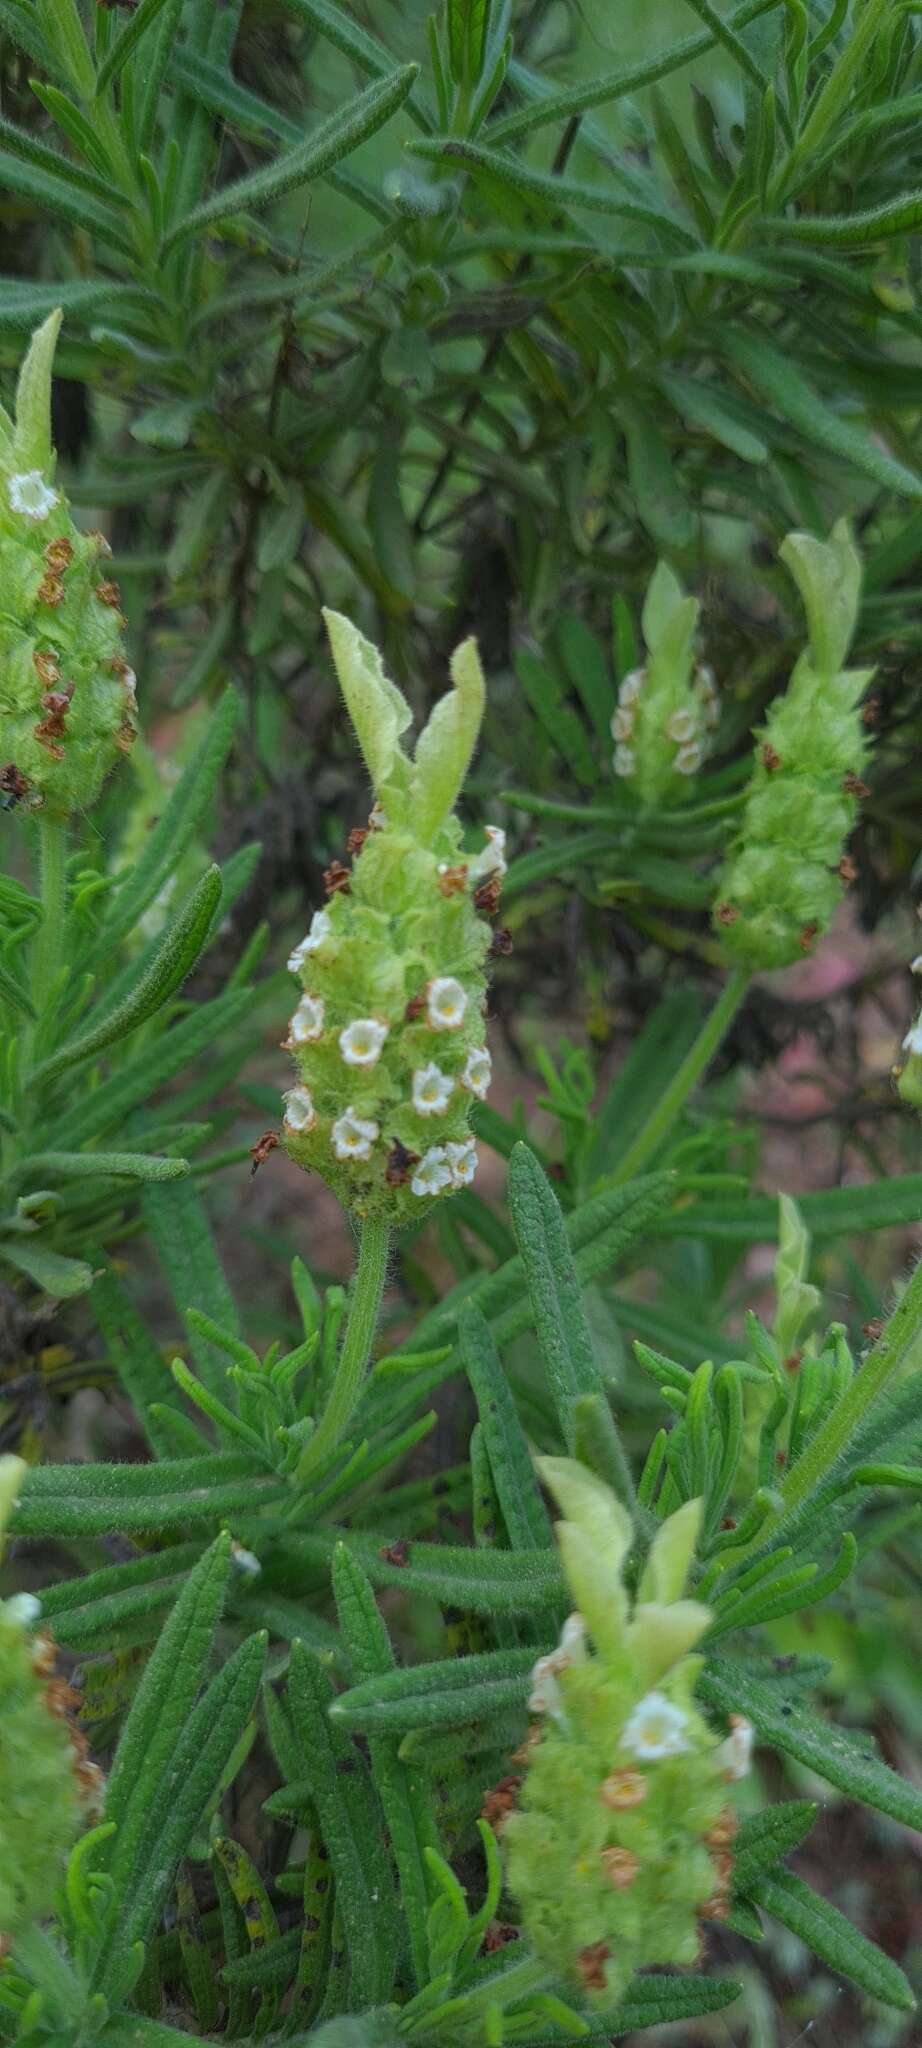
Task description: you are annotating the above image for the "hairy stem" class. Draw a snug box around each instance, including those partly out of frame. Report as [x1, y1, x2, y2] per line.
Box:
[296, 1217, 390, 1484]
[611, 965, 750, 1184]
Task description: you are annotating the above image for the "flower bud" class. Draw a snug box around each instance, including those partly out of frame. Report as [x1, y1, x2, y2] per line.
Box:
[896, 955, 922, 1111]
[0, 312, 138, 817]
[611, 563, 718, 801]
[282, 613, 496, 1224]
[504, 1462, 749, 2007]
[0, 1456, 102, 1951]
[713, 521, 873, 970]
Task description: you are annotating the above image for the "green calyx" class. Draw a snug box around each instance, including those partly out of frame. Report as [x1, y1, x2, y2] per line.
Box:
[611, 562, 719, 802]
[0, 312, 138, 818]
[0, 1456, 97, 1948]
[282, 614, 497, 1225]
[714, 520, 873, 971]
[504, 1460, 750, 2008]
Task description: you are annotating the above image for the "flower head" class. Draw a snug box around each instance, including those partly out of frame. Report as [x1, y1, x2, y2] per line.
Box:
[7, 469, 58, 521]
[461, 1045, 491, 1098]
[427, 976, 468, 1030]
[411, 1147, 452, 1197]
[339, 1017, 388, 1067]
[412, 1062, 454, 1116]
[291, 994, 325, 1043]
[331, 1108, 379, 1161]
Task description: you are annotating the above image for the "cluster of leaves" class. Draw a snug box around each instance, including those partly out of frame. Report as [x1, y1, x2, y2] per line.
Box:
[0, 3, 921, 2046]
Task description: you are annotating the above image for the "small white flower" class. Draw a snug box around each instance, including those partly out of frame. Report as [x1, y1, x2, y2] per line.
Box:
[675, 741, 703, 776]
[621, 1691, 691, 1761]
[446, 1138, 478, 1187]
[461, 1045, 491, 1099]
[8, 470, 59, 521]
[410, 1146, 452, 1198]
[288, 910, 332, 974]
[339, 1017, 388, 1067]
[902, 1016, 922, 1056]
[618, 667, 645, 708]
[291, 994, 325, 1043]
[331, 1107, 379, 1161]
[369, 802, 388, 829]
[5, 1592, 41, 1626]
[613, 743, 636, 778]
[666, 706, 697, 744]
[412, 1062, 454, 1116]
[716, 1713, 754, 1781]
[911, 955, 922, 975]
[230, 1543, 261, 1578]
[469, 824, 507, 882]
[427, 976, 468, 1030]
[611, 706, 634, 742]
[122, 667, 138, 709]
[558, 1611, 588, 1664]
[528, 1657, 568, 1724]
[283, 1086, 316, 1133]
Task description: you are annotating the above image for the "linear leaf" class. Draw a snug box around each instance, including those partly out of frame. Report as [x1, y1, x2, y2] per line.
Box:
[722, 329, 922, 500]
[12, 1455, 289, 1536]
[18, 1150, 188, 1184]
[751, 1868, 915, 2010]
[271, 1528, 564, 1616]
[31, 868, 222, 1086]
[143, 1177, 240, 1393]
[95, 0, 172, 95]
[163, 66, 418, 250]
[700, 1658, 922, 1832]
[507, 1142, 603, 1438]
[0, 147, 130, 243]
[655, 1175, 922, 1242]
[0, 1237, 93, 1296]
[286, 1639, 395, 2006]
[769, 190, 922, 247]
[327, 1644, 540, 1735]
[0, 112, 114, 200]
[461, 1301, 551, 1549]
[46, 987, 253, 1151]
[606, 1973, 745, 2033]
[409, 135, 697, 246]
[732, 1802, 817, 1893]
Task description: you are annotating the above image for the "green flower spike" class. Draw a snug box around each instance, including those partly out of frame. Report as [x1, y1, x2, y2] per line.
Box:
[282, 612, 498, 1224]
[611, 562, 719, 802]
[714, 520, 874, 970]
[0, 311, 138, 816]
[504, 1460, 751, 2009]
[0, 1456, 103, 1953]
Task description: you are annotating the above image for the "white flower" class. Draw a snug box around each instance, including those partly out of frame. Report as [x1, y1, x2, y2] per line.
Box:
[427, 976, 468, 1030]
[7, 470, 59, 521]
[611, 706, 634, 742]
[331, 1107, 379, 1161]
[288, 910, 332, 974]
[461, 1045, 491, 1099]
[410, 1146, 452, 1198]
[122, 667, 138, 709]
[621, 1691, 691, 1761]
[675, 741, 703, 776]
[412, 1062, 454, 1116]
[528, 1655, 568, 1724]
[291, 994, 325, 1043]
[339, 1017, 388, 1067]
[902, 1016, 922, 1056]
[446, 1138, 478, 1187]
[665, 706, 696, 744]
[230, 1543, 261, 1578]
[283, 1086, 316, 1133]
[618, 667, 645, 708]
[715, 1714, 754, 1781]
[911, 955, 922, 975]
[613, 744, 636, 778]
[558, 1611, 588, 1664]
[5, 1592, 41, 1626]
[469, 824, 507, 882]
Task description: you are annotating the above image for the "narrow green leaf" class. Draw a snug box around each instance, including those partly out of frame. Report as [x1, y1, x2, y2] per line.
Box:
[752, 1868, 915, 2010]
[514, 651, 596, 786]
[507, 1142, 603, 1440]
[0, 146, 129, 243]
[271, 1528, 565, 1616]
[0, 1238, 93, 1297]
[461, 1301, 551, 1549]
[619, 393, 693, 549]
[655, 1175, 922, 1242]
[11, 1455, 289, 1536]
[700, 1658, 922, 1832]
[722, 329, 922, 500]
[732, 1802, 817, 1893]
[657, 367, 769, 463]
[555, 612, 613, 744]
[17, 1150, 188, 1184]
[286, 1639, 395, 2006]
[31, 868, 222, 1086]
[95, 0, 172, 96]
[326, 1644, 540, 1735]
[1, 107, 113, 197]
[46, 987, 253, 1151]
[606, 1974, 744, 2033]
[408, 134, 697, 246]
[163, 66, 418, 250]
[143, 1177, 240, 1391]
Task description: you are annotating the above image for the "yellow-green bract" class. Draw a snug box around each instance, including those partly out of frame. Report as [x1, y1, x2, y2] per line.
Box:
[282, 613, 499, 1224]
[504, 1461, 750, 2007]
[714, 521, 873, 970]
[0, 312, 137, 816]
